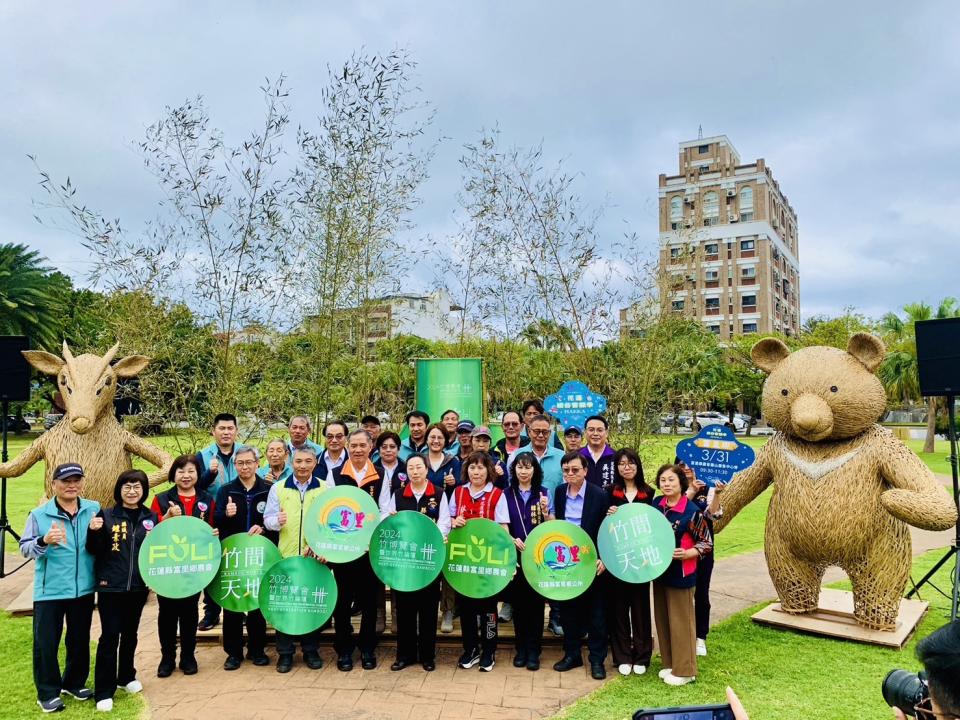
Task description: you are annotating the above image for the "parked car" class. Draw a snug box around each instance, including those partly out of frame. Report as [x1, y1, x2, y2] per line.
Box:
[686, 411, 746, 432]
[3, 416, 31, 434]
[735, 413, 757, 427]
[660, 412, 693, 428]
[43, 413, 64, 431]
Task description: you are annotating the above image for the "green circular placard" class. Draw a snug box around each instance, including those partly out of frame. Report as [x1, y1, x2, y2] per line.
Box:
[138, 516, 221, 599]
[521, 520, 597, 601]
[207, 534, 283, 612]
[370, 511, 446, 591]
[304, 485, 381, 563]
[442, 518, 516, 599]
[597, 503, 675, 584]
[257, 556, 338, 635]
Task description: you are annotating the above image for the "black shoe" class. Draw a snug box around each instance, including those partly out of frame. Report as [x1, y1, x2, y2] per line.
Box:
[361, 653, 377, 670]
[157, 657, 175, 678]
[479, 652, 495, 672]
[223, 656, 243, 671]
[422, 660, 436, 672]
[553, 655, 583, 672]
[197, 615, 220, 631]
[61, 688, 93, 701]
[391, 658, 412, 671]
[337, 653, 353, 671]
[276, 655, 293, 674]
[513, 652, 527, 668]
[250, 653, 270, 667]
[37, 697, 65, 713]
[179, 656, 199, 675]
[590, 663, 606, 680]
[458, 648, 481, 669]
[526, 657, 540, 671]
[304, 651, 324, 670]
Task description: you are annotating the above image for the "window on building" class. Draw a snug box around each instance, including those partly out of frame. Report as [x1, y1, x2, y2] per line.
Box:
[740, 239, 755, 251]
[740, 211, 754, 222]
[741, 294, 757, 307]
[671, 300, 684, 311]
[739, 186, 754, 213]
[743, 322, 758, 334]
[708, 325, 720, 334]
[705, 297, 720, 309]
[705, 270, 719, 281]
[703, 191, 719, 218]
[670, 196, 683, 222]
[698, 144, 710, 154]
[741, 266, 756, 279]
[420, 302, 427, 311]
[705, 243, 719, 255]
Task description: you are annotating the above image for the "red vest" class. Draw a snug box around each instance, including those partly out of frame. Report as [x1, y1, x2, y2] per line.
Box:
[454, 485, 503, 520]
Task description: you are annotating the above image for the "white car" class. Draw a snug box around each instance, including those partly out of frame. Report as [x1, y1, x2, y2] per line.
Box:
[686, 411, 746, 432]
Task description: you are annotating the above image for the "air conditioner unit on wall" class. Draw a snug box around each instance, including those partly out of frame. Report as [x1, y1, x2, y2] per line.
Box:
[684, 197, 695, 205]
[726, 189, 736, 197]
[684, 220, 693, 228]
[728, 213, 739, 222]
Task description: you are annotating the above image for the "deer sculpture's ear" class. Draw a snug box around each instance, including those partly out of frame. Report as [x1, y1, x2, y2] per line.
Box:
[23, 351, 65, 376]
[112, 355, 150, 378]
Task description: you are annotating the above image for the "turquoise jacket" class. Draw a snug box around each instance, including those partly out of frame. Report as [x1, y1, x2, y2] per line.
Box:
[285, 438, 323, 464]
[198, 442, 239, 498]
[21, 497, 100, 601]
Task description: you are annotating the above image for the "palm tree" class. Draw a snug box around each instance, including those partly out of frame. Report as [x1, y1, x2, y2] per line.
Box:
[518, 319, 576, 352]
[879, 298, 959, 453]
[0, 243, 66, 349]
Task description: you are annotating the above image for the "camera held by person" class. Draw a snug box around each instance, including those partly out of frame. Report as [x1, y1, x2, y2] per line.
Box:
[883, 620, 960, 719]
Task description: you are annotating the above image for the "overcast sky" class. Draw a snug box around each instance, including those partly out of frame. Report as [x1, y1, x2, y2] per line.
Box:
[2, 1, 958, 323]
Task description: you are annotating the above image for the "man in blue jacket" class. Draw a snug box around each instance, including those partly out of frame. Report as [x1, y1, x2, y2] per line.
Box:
[20, 463, 101, 713]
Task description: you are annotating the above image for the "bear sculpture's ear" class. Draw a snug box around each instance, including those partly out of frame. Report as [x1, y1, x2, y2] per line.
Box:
[847, 333, 885, 373]
[751, 337, 791, 374]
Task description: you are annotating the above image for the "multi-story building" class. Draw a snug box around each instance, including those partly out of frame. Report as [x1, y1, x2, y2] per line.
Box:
[655, 135, 800, 338]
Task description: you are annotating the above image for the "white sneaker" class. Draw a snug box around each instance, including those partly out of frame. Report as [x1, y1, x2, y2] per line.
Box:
[96, 699, 113, 712]
[123, 680, 143, 694]
[440, 610, 454, 633]
[696, 638, 707, 656]
[663, 671, 696, 686]
[658, 668, 672, 679]
[633, 665, 647, 675]
[617, 663, 632, 676]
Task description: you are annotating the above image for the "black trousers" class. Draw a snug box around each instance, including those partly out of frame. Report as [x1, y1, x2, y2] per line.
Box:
[606, 576, 652, 666]
[394, 580, 440, 663]
[223, 608, 267, 659]
[33, 595, 95, 702]
[694, 551, 715, 640]
[508, 567, 544, 659]
[559, 582, 607, 665]
[157, 593, 199, 661]
[94, 591, 148, 701]
[276, 629, 319, 656]
[202, 588, 220, 621]
[332, 557, 379, 656]
[459, 594, 498, 656]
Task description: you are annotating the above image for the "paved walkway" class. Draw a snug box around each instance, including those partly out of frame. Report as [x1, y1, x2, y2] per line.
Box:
[2, 476, 955, 720]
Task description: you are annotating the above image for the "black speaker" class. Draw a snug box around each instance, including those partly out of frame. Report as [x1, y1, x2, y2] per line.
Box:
[0, 336, 31, 402]
[915, 318, 960, 397]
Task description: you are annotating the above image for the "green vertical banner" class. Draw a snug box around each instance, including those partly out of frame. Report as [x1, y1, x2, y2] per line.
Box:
[415, 358, 484, 424]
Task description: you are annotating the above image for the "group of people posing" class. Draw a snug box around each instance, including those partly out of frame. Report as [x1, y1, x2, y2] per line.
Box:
[21, 399, 723, 715]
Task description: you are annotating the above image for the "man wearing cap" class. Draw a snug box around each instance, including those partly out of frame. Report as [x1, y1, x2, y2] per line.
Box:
[455, 420, 476, 463]
[563, 426, 583, 452]
[471, 426, 508, 488]
[21, 463, 101, 713]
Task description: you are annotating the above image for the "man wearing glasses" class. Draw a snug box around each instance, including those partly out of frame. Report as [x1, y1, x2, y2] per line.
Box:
[580, 415, 616, 490]
[495, 411, 529, 461]
[316, 421, 348, 485]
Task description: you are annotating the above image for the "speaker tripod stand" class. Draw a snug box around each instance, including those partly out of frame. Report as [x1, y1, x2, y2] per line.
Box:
[1, 399, 30, 578]
[906, 394, 960, 621]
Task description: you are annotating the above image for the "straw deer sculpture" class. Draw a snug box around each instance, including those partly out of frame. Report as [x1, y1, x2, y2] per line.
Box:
[0, 342, 172, 507]
[714, 333, 958, 630]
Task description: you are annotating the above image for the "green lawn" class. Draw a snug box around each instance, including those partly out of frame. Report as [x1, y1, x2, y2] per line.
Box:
[0, 612, 147, 719]
[555, 548, 958, 720]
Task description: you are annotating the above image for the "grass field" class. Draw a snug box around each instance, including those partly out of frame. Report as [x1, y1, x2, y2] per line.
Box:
[554, 548, 958, 720]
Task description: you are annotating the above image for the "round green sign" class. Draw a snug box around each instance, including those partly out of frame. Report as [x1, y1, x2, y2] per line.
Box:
[442, 518, 516, 599]
[207, 534, 283, 612]
[370, 511, 446, 591]
[521, 520, 597, 601]
[597, 503, 675, 584]
[304, 485, 381, 563]
[138, 516, 221, 599]
[258, 556, 338, 635]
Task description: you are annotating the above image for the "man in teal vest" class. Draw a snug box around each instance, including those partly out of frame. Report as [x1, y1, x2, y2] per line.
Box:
[263, 448, 327, 673]
[20, 463, 100, 713]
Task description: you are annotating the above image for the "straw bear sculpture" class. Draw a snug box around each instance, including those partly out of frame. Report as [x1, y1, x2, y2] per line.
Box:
[714, 333, 958, 630]
[0, 342, 172, 507]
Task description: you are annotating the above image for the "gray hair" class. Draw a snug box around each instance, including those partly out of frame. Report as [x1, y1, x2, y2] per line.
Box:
[266, 438, 288, 453]
[234, 445, 260, 462]
[348, 428, 372, 444]
[289, 415, 312, 430]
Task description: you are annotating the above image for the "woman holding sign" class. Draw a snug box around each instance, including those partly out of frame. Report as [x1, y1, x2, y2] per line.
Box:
[85, 470, 157, 712]
[651, 464, 712, 687]
[450, 452, 510, 672]
[505, 452, 552, 671]
[384, 453, 451, 671]
[424, 422, 461, 633]
[149, 454, 218, 678]
[605, 449, 656, 677]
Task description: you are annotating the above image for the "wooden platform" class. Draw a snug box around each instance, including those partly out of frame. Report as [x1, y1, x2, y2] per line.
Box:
[752, 588, 928, 648]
